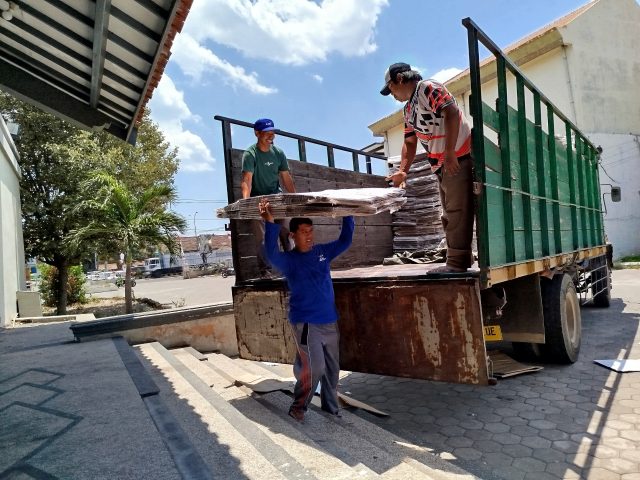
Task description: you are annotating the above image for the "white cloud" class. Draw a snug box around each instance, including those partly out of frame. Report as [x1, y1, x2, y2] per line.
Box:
[149, 75, 216, 172]
[431, 67, 463, 83]
[183, 0, 389, 66]
[311, 74, 323, 83]
[172, 34, 277, 95]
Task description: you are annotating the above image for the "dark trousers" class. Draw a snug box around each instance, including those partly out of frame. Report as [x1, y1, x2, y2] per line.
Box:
[436, 156, 474, 270]
[289, 322, 340, 415]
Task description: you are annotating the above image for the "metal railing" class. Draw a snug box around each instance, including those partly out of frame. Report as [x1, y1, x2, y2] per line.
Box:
[463, 18, 604, 277]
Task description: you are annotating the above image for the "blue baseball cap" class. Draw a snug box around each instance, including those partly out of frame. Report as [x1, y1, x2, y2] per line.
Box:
[254, 118, 276, 132]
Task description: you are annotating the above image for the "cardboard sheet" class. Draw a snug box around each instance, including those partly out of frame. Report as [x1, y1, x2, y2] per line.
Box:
[217, 187, 406, 219]
[594, 359, 640, 372]
[488, 351, 544, 379]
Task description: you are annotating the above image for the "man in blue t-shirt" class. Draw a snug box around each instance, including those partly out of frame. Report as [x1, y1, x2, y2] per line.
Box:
[242, 118, 296, 278]
[259, 199, 355, 422]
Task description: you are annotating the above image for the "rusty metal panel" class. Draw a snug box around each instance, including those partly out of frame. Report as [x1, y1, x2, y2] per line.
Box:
[334, 278, 488, 385]
[233, 275, 489, 385]
[233, 283, 297, 363]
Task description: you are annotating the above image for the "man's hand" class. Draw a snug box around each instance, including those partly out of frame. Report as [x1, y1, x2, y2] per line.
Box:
[258, 199, 274, 223]
[442, 151, 460, 176]
[386, 170, 407, 188]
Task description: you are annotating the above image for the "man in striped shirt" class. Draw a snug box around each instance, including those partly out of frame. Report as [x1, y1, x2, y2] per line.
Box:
[381, 62, 474, 273]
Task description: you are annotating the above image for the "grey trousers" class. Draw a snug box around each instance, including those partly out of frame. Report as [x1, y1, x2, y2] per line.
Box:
[251, 219, 290, 274]
[289, 322, 340, 415]
[437, 156, 474, 270]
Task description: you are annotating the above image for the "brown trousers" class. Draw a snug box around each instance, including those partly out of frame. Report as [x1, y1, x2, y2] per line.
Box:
[437, 156, 474, 270]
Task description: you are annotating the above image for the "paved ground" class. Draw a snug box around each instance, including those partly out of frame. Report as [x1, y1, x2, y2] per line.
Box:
[90, 274, 235, 306]
[335, 269, 640, 480]
[7, 270, 638, 479]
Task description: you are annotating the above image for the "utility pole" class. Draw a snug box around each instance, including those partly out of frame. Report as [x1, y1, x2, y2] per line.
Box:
[193, 211, 198, 237]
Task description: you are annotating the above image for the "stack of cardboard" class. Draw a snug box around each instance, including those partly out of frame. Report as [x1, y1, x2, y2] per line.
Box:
[217, 188, 406, 220]
[388, 157, 445, 252]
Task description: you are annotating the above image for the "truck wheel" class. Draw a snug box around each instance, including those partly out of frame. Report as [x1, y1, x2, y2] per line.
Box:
[591, 257, 611, 308]
[540, 273, 581, 364]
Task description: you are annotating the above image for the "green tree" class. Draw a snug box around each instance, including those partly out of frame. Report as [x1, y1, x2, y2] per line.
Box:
[0, 92, 181, 314]
[95, 109, 179, 195]
[70, 174, 186, 313]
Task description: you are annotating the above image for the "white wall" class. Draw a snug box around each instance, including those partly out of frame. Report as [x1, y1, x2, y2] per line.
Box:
[562, 0, 640, 257]
[590, 133, 640, 258]
[562, 0, 640, 134]
[0, 116, 25, 326]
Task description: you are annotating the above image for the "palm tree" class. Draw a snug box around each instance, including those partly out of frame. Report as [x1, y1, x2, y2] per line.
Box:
[70, 173, 187, 313]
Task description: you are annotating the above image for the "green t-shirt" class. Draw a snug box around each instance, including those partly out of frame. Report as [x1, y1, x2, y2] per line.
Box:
[242, 144, 289, 196]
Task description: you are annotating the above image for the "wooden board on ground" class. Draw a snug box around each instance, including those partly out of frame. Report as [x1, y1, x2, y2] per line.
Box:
[236, 377, 389, 416]
[488, 351, 544, 378]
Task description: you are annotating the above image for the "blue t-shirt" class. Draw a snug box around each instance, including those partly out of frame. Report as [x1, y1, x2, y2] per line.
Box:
[264, 217, 355, 324]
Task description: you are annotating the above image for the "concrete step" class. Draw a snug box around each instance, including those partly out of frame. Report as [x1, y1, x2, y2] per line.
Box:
[174, 348, 373, 480]
[135, 342, 306, 480]
[213, 352, 477, 480]
[204, 352, 443, 480]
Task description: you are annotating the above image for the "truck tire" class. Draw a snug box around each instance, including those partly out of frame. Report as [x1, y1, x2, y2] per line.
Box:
[540, 273, 581, 364]
[591, 257, 611, 308]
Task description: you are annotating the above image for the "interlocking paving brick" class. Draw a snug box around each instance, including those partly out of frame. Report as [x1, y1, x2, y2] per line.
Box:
[445, 436, 473, 448]
[540, 429, 571, 442]
[586, 467, 621, 479]
[485, 422, 510, 434]
[493, 465, 526, 480]
[513, 456, 547, 472]
[552, 440, 581, 454]
[503, 416, 528, 427]
[524, 472, 558, 480]
[521, 436, 552, 449]
[621, 430, 640, 442]
[463, 429, 490, 441]
[546, 461, 583, 479]
[492, 432, 522, 445]
[483, 451, 514, 466]
[592, 458, 639, 474]
[502, 444, 533, 458]
[556, 421, 587, 434]
[452, 447, 482, 461]
[473, 439, 502, 453]
[532, 447, 567, 463]
[510, 425, 540, 437]
[519, 410, 546, 421]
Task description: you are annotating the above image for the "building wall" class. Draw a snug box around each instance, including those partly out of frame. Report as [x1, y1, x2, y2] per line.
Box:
[561, 0, 640, 257]
[588, 132, 640, 258]
[0, 116, 25, 326]
[562, 0, 640, 134]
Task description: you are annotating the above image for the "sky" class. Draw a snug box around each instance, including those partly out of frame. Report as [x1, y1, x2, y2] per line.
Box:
[148, 0, 593, 237]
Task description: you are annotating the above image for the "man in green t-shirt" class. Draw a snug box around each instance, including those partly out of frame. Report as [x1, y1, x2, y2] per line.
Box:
[242, 118, 296, 277]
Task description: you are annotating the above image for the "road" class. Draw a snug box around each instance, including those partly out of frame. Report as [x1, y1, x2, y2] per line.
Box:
[90, 274, 235, 306]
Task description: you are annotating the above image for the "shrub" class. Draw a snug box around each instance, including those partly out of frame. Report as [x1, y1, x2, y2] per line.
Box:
[38, 264, 87, 307]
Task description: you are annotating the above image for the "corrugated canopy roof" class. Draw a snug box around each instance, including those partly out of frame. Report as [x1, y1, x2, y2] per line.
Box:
[0, 0, 192, 144]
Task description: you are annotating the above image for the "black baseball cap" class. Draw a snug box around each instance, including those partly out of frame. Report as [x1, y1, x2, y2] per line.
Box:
[380, 62, 412, 96]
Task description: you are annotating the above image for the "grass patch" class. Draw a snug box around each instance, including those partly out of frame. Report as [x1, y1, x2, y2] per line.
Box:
[619, 255, 640, 263]
[43, 297, 167, 319]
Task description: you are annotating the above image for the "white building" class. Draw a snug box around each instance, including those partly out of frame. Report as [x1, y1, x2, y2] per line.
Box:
[369, 0, 640, 259]
[0, 115, 25, 326]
